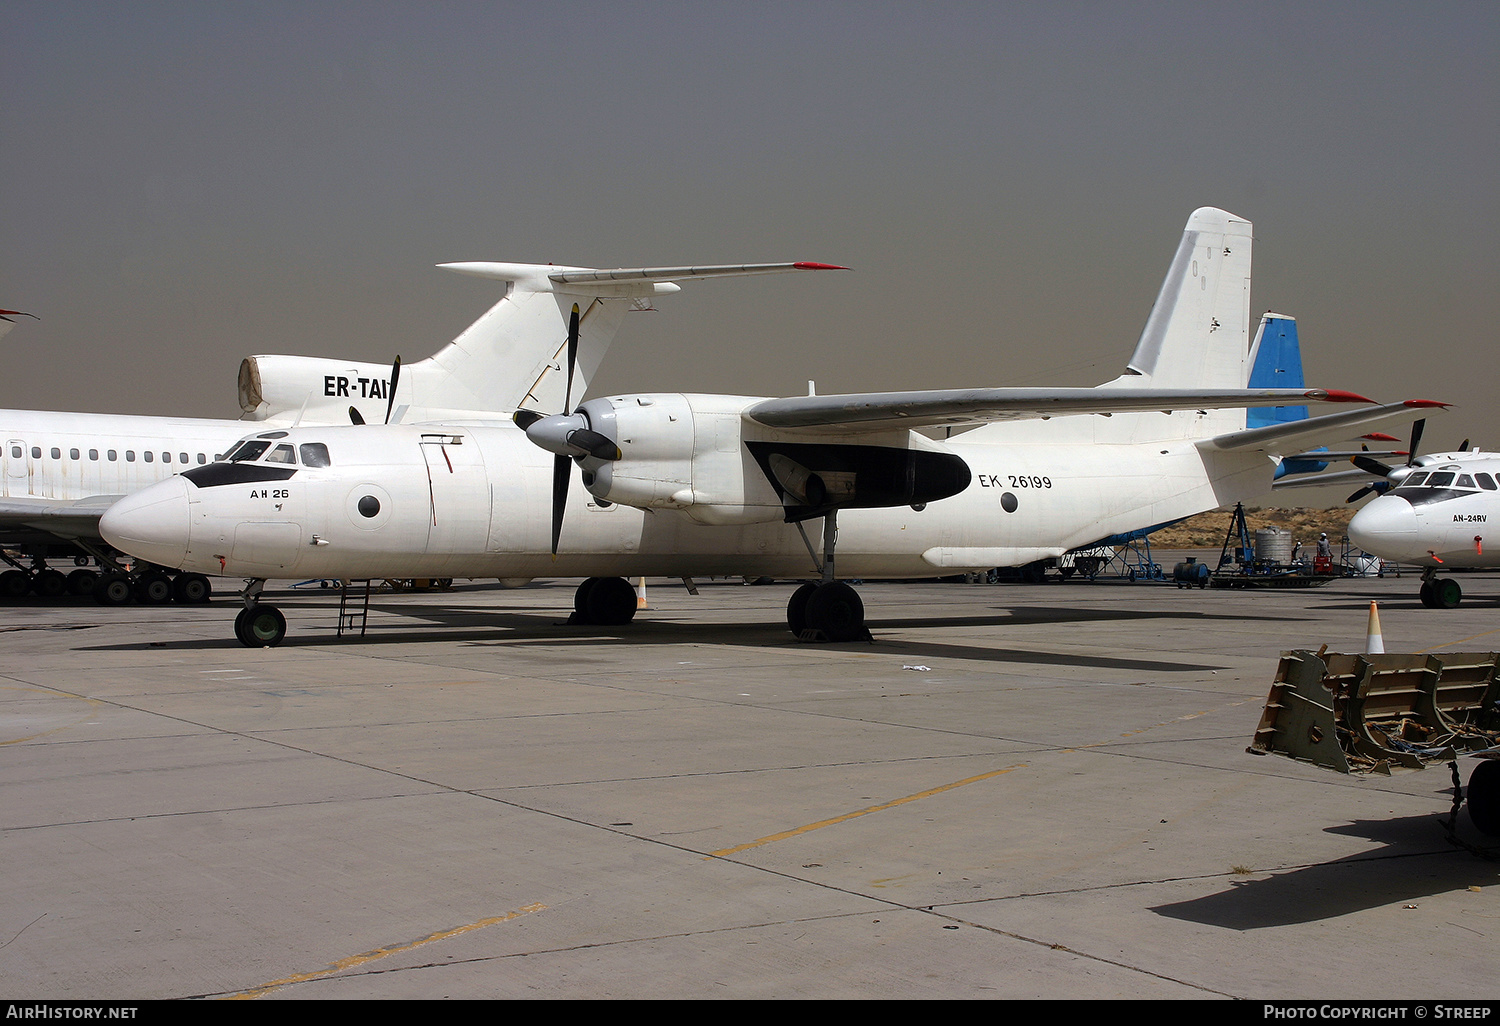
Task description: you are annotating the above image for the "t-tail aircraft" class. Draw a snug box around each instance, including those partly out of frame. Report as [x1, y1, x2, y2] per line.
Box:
[2, 261, 837, 602]
[100, 207, 1445, 647]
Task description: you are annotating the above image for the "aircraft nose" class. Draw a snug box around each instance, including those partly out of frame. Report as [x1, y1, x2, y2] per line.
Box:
[1348, 495, 1418, 553]
[100, 476, 192, 568]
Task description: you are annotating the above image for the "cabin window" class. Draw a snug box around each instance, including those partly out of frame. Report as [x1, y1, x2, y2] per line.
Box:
[70, 448, 80, 460]
[299, 442, 331, 468]
[179, 453, 188, 464]
[197, 454, 207, 464]
[144, 451, 154, 463]
[89, 449, 99, 460]
[50, 447, 60, 459]
[1478, 473, 1497, 490]
[107, 450, 117, 461]
[9, 446, 18, 458]
[30, 446, 39, 458]
[126, 451, 135, 462]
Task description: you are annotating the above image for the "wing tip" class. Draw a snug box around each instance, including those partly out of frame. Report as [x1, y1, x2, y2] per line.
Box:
[1307, 389, 1375, 404]
[792, 262, 850, 271]
[1404, 399, 1451, 409]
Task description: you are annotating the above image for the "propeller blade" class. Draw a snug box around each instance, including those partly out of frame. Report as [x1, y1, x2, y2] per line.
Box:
[1346, 485, 1375, 503]
[569, 428, 622, 462]
[1351, 454, 1394, 478]
[384, 356, 402, 424]
[563, 304, 580, 414]
[1407, 419, 1425, 467]
[1459, 438, 1471, 453]
[551, 453, 570, 556]
[349, 406, 366, 425]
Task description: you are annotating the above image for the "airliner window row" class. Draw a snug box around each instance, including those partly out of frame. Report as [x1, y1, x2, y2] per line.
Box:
[10, 445, 217, 464]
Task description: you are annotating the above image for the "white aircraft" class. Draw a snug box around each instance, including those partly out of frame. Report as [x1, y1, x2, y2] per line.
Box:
[1345, 448, 1498, 608]
[1, 261, 838, 602]
[99, 207, 1445, 647]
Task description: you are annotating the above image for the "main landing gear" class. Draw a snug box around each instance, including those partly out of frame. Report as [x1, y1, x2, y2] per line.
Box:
[234, 578, 288, 648]
[0, 558, 212, 605]
[1419, 569, 1462, 609]
[786, 510, 871, 643]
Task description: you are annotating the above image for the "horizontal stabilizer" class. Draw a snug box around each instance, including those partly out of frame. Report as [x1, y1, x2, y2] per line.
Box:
[1202, 401, 1448, 456]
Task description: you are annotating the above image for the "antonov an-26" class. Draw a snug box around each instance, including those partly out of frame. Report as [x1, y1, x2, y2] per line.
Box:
[2, 260, 837, 602]
[100, 208, 1444, 646]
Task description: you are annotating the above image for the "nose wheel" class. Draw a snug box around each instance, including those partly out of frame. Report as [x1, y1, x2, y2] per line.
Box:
[234, 604, 287, 647]
[1419, 572, 1462, 608]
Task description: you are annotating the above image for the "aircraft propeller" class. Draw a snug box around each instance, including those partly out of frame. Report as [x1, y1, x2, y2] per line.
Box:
[1346, 418, 1425, 503]
[348, 355, 403, 426]
[512, 304, 622, 554]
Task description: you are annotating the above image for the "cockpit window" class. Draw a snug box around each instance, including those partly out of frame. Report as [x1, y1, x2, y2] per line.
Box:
[1456, 474, 1476, 488]
[299, 442, 331, 468]
[1478, 473, 1497, 490]
[228, 440, 272, 463]
[264, 443, 297, 465]
[1403, 472, 1429, 487]
[1426, 472, 1456, 488]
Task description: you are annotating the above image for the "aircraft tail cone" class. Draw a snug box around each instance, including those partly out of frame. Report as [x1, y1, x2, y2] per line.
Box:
[1365, 600, 1384, 655]
[636, 576, 648, 610]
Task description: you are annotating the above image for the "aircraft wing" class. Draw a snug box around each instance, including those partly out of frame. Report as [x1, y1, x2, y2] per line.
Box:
[743, 387, 1372, 431]
[1270, 467, 1380, 491]
[1199, 400, 1447, 457]
[0, 495, 122, 545]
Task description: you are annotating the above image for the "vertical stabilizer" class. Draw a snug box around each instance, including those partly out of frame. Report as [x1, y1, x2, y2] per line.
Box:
[1120, 206, 1253, 390]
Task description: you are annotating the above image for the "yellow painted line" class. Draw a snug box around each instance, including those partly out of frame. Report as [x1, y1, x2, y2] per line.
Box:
[708, 764, 1026, 858]
[0, 686, 104, 746]
[1417, 627, 1500, 652]
[228, 903, 547, 999]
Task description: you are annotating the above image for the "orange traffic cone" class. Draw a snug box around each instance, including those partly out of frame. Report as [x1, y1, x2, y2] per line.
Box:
[636, 576, 648, 610]
[1365, 600, 1384, 654]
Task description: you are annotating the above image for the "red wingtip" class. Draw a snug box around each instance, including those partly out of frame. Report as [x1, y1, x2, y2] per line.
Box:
[1403, 399, 1451, 408]
[1309, 389, 1375, 403]
[792, 262, 850, 270]
[1361, 432, 1400, 441]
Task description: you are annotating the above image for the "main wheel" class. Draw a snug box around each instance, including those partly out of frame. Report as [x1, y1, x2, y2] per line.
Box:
[93, 572, 134, 605]
[787, 582, 818, 636]
[66, 568, 98, 596]
[31, 569, 67, 598]
[572, 577, 602, 621]
[235, 605, 287, 647]
[803, 582, 865, 642]
[583, 576, 638, 626]
[172, 573, 212, 604]
[0, 570, 31, 600]
[135, 571, 173, 605]
[1467, 760, 1500, 837]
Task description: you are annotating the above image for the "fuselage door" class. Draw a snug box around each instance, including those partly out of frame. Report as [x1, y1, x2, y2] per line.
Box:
[419, 433, 491, 563]
[3, 439, 28, 495]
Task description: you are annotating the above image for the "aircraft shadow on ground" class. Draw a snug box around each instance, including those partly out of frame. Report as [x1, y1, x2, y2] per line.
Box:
[80, 601, 1264, 672]
[1150, 815, 1500, 929]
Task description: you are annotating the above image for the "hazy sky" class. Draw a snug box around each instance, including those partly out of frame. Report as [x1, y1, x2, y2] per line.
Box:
[3, 2, 1496, 464]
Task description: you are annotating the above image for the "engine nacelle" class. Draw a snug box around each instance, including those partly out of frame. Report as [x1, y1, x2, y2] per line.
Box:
[574, 393, 972, 526]
[238, 355, 399, 424]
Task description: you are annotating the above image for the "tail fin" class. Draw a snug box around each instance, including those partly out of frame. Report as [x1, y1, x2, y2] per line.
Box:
[965, 207, 1256, 445]
[1246, 313, 1308, 429]
[410, 261, 844, 420]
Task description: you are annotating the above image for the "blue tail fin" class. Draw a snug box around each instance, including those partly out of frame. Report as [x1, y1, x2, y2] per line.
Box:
[1247, 314, 1327, 478]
